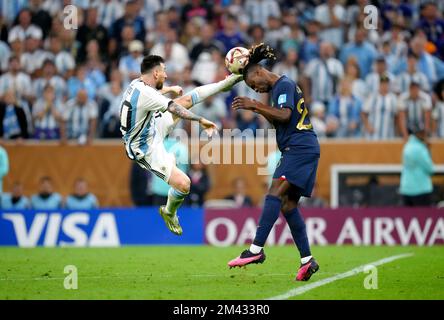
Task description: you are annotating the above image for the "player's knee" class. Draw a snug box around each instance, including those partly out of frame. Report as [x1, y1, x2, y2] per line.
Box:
[176, 176, 191, 194]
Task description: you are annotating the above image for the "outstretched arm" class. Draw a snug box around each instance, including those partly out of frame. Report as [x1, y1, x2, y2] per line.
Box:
[231, 96, 292, 124]
[167, 101, 218, 137]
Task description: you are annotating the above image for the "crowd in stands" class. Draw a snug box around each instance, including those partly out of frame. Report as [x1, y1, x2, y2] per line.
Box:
[0, 0, 444, 143]
[0, 176, 99, 210]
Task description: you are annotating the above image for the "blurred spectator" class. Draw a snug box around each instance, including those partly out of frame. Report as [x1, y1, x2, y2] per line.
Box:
[299, 19, 321, 65]
[20, 27, 50, 76]
[381, 0, 414, 31]
[61, 89, 98, 145]
[400, 125, 434, 207]
[97, 0, 124, 30]
[432, 84, 444, 137]
[247, 24, 265, 47]
[303, 41, 344, 105]
[65, 178, 99, 210]
[264, 15, 290, 50]
[245, 0, 281, 28]
[150, 28, 190, 76]
[344, 58, 366, 101]
[146, 11, 171, 49]
[236, 109, 261, 136]
[397, 35, 444, 85]
[191, 50, 220, 85]
[327, 78, 362, 138]
[214, 14, 246, 54]
[100, 79, 123, 138]
[362, 74, 398, 140]
[67, 64, 97, 100]
[189, 23, 224, 62]
[340, 27, 377, 79]
[29, 0, 52, 39]
[0, 89, 29, 140]
[272, 48, 298, 83]
[0, 56, 33, 102]
[0, 142, 8, 193]
[417, 2, 444, 55]
[76, 5, 109, 64]
[395, 51, 430, 94]
[314, 0, 346, 49]
[188, 161, 210, 207]
[110, 0, 145, 43]
[281, 23, 304, 56]
[310, 101, 327, 138]
[47, 34, 76, 78]
[397, 79, 432, 139]
[0, 0, 28, 25]
[33, 59, 67, 101]
[119, 40, 144, 84]
[365, 55, 396, 98]
[9, 8, 42, 42]
[32, 85, 63, 140]
[225, 177, 253, 207]
[1, 182, 30, 210]
[150, 136, 189, 206]
[0, 37, 11, 73]
[31, 176, 62, 210]
[180, 0, 213, 24]
[192, 95, 227, 130]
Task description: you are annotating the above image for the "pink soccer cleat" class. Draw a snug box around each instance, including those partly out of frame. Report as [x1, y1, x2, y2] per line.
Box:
[228, 249, 266, 268]
[296, 258, 319, 281]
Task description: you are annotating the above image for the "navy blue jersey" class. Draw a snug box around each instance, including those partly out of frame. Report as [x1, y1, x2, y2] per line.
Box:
[271, 75, 320, 153]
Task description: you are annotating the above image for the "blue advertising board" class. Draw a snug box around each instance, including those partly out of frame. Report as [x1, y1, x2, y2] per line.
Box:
[0, 208, 204, 247]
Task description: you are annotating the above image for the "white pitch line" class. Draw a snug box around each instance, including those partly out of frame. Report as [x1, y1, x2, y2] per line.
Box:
[266, 253, 414, 300]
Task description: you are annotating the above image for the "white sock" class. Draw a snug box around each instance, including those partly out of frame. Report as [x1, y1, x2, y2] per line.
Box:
[165, 188, 188, 214]
[301, 255, 312, 264]
[249, 244, 263, 254]
[187, 74, 242, 105]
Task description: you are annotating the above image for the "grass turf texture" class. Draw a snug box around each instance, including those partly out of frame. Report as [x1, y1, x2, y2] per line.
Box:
[0, 246, 443, 300]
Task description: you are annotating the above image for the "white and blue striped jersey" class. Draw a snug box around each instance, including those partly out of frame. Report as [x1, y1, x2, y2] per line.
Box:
[120, 79, 172, 160]
[432, 101, 444, 138]
[363, 93, 398, 140]
[397, 91, 432, 129]
[395, 71, 430, 94]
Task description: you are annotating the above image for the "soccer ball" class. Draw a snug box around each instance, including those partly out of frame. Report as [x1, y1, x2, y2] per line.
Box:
[225, 47, 250, 74]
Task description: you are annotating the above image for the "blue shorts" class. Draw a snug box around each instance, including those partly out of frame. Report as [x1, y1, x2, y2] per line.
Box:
[273, 148, 320, 197]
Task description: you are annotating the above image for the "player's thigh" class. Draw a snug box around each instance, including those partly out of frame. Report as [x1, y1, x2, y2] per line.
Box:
[268, 178, 291, 198]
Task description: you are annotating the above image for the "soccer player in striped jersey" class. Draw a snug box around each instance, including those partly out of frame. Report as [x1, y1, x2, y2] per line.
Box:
[120, 55, 242, 235]
[227, 44, 319, 281]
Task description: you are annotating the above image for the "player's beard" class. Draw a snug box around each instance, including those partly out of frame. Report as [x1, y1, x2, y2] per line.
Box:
[155, 79, 164, 90]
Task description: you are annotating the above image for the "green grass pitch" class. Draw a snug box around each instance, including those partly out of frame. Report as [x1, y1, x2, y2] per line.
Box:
[0, 246, 443, 300]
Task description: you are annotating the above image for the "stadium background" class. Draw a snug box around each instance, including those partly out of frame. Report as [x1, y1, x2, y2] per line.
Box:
[0, 0, 444, 300]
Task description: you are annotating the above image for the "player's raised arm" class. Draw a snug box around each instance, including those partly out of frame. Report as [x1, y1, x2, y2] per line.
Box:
[232, 96, 291, 123]
[167, 101, 218, 137]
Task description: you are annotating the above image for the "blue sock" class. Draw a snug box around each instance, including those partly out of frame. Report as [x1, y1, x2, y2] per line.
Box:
[253, 195, 282, 247]
[284, 207, 311, 258]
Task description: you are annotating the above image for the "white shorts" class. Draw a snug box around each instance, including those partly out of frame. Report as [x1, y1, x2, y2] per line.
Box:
[135, 111, 176, 183]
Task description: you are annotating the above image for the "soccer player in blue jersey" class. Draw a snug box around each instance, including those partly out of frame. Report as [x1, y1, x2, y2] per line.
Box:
[228, 44, 320, 281]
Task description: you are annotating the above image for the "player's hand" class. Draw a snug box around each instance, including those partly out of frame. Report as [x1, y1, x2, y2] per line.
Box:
[199, 118, 219, 137]
[168, 85, 183, 97]
[231, 96, 257, 111]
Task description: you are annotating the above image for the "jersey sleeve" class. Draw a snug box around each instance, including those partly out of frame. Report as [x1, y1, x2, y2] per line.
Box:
[139, 85, 172, 113]
[275, 81, 296, 110]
